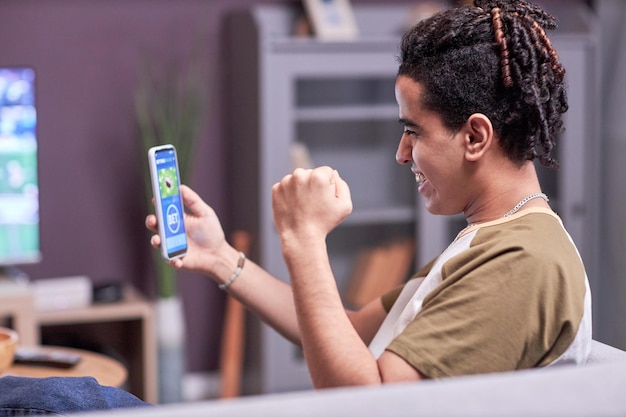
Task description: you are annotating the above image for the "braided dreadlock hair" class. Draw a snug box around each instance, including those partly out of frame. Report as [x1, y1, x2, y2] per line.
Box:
[398, 0, 567, 168]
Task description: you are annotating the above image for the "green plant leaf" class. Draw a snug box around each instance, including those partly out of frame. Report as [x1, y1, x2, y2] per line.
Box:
[134, 34, 209, 298]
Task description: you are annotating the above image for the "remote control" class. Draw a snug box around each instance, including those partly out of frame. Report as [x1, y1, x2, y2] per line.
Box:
[13, 348, 82, 369]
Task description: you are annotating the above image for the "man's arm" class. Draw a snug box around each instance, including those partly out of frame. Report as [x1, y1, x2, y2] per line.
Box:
[274, 167, 425, 388]
[150, 182, 425, 386]
[283, 237, 425, 387]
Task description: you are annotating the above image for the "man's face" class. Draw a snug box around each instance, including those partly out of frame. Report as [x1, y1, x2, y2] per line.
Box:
[394, 76, 470, 216]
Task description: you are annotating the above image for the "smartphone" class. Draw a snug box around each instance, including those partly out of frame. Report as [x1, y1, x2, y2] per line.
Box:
[14, 347, 82, 369]
[148, 144, 188, 260]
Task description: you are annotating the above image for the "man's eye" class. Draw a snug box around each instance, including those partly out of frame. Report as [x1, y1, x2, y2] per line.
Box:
[404, 129, 417, 137]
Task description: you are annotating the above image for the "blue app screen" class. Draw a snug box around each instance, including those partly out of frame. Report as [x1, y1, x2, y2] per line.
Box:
[155, 148, 187, 257]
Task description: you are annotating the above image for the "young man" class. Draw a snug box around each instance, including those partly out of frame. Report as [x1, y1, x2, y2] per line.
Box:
[146, 0, 591, 388]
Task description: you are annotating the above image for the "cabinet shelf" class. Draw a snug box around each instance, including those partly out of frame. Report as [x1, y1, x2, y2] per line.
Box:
[343, 206, 416, 225]
[295, 105, 398, 122]
[269, 38, 400, 55]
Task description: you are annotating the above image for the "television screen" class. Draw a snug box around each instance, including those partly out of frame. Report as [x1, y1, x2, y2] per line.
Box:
[0, 67, 40, 266]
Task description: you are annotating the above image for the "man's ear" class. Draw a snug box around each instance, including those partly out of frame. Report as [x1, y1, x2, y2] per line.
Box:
[463, 113, 494, 162]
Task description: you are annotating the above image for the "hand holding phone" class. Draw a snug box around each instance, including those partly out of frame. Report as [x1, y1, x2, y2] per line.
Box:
[148, 144, 188, 260]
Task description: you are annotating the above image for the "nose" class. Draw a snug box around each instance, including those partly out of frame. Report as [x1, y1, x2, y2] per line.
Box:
[395, 134, 412, 165]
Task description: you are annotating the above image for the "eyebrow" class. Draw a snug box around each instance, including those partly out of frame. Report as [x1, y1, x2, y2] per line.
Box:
[399, 118, 422, 132]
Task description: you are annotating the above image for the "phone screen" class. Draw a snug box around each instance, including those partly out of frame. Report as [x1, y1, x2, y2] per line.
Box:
[152, 146, 187, 259]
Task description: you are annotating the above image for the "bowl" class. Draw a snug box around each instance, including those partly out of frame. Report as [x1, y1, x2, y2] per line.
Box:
[0, 327, 19, 373]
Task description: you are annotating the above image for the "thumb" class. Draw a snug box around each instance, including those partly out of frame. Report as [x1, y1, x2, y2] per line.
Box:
[332, 170, 352, 205]
[180, 185, 209, 217]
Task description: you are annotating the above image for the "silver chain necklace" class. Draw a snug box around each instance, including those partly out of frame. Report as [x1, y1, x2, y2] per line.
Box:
[458, 192, 549, 238]
[503, 192, 549, 217]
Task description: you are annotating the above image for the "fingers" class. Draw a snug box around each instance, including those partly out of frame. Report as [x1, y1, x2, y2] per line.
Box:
[275, 166, 335, 187]
[169, 258, 184, 269]
[145, 214, 158, 232]
[273, 166, 351, 212]
[150, 233, 161, 248]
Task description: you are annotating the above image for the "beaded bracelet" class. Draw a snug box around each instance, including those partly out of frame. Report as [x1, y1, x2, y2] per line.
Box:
[218, 251, 246, 290]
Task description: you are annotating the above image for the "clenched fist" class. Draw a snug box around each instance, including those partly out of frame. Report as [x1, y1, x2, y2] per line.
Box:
[272, 166, 352, 243]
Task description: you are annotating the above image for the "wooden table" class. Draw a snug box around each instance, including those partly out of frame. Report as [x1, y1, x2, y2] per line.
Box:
[3, 346, 127, 388]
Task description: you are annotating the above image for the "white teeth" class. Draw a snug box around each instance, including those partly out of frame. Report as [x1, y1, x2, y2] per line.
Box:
[415, 172, 426, 186]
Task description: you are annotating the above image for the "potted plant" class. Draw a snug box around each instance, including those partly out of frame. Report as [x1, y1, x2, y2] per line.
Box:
[134, 45, 208, 403]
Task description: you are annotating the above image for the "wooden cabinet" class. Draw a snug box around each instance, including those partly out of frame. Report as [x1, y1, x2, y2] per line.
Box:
[226, 4, 416, 394]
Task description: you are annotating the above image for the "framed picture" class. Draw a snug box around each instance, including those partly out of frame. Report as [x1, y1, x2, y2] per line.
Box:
[303, 0, 359, 41]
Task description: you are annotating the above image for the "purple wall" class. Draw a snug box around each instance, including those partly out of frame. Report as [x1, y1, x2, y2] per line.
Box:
[0, 0, 415, 373]
[0, 0, 272, 373]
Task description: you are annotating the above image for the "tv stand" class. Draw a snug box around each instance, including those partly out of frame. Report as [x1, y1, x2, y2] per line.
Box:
[0, 281, 157, 403]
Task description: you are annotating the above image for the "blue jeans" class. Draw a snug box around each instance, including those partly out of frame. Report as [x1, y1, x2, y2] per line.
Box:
[0, 376, 151, 416]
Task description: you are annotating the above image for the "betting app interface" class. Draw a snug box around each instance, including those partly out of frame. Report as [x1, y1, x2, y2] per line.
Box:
[155, 148, 187, 257]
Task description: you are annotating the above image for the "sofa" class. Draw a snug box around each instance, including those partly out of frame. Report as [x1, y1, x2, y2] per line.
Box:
[78, 340, 626, 417]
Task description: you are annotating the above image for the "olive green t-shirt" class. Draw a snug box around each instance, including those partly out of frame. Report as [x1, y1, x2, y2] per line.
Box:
[372, 208, 591, 379]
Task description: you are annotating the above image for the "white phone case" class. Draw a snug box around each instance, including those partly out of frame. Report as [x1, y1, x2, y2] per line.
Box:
[148, 144, 187, 260]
